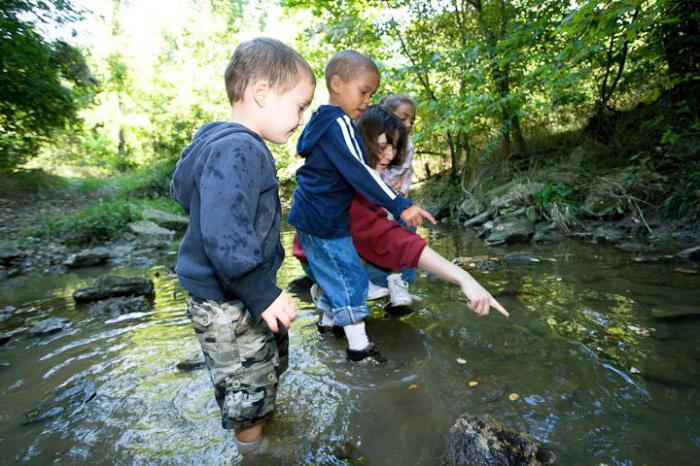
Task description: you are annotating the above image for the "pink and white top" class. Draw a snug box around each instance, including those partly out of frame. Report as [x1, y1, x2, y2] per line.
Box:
[380, 138, 414, 196]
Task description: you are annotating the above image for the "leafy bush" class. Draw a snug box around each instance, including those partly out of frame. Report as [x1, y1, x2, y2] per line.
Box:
[43, 199, 139, 246]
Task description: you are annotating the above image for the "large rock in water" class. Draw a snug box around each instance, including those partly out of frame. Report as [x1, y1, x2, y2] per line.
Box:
[29, 318, 70, 336]
[141, 208, 189, 231]
[88, 296, 152, 316]
[442, 414, 556, 466]
[73, 276, 154, 303]
[486, 218, 534, 245]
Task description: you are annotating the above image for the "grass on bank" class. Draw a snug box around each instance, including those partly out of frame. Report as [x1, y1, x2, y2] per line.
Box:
[18, 161, 183, 246]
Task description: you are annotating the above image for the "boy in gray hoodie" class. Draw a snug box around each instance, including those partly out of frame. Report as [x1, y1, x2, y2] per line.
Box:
[171, 38, 314, 455]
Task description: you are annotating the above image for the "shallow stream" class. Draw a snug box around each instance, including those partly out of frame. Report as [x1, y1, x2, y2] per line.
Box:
[1, 226, 699, 465]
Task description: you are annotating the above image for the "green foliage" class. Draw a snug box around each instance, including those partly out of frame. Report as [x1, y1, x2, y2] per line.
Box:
[662, 162, 700, 218]
[0, 0, 95, 170]
[43, 198, 139, 246]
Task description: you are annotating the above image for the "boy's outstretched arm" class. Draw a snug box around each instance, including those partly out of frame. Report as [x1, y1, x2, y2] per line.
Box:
[417, 246, 509, 317]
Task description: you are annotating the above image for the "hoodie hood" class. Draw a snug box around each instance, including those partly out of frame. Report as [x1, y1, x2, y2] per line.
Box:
[171, 122, 259, 212]
[296, 105, 346, 157]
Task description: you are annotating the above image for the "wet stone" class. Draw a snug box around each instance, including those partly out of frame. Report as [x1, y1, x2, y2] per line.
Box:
[127, 220, 175, 238]
[0, 241, 22, 265]
[442, 414, 556, 466]
[592, 226, 625, 243]
[0, 333, 12, 346]
[504, 253, 542, 264]
[176, 354, 207, 372]
[21, 377, 97, 425]
[142, 208, 189, 231]
[64, 247, 112, 268]
[464, 210, 491, 228]
[28, 317, 70, 336]
[677, 245, 700, 261]
[615, 241, 648, 253]
[485, 218, 534, 245]
[88, 296, 152, 316]
[73, 276, 154, 303]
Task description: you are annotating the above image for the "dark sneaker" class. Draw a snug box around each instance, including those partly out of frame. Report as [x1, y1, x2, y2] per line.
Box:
[316, 320, 345, 337]
[346, 343, 387, 364]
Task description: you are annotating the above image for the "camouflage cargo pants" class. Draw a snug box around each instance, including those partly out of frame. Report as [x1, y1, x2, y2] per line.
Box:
[187, 297, 289, 430]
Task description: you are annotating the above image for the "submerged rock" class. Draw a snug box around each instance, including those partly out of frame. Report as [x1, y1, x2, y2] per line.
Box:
[677, 245, 700, 261]
[504, 253, 542, 264]
[142, 208, 189, 231]
[442, 414, 556, 465]
[88, 296, 152, 316]
[176, 354, 207, 372]
[28, 317, 70, 336]
[73, 275, 154, 303]
[21, 377, 97, 424]
[615, 241, 648, 253]
[453, 256, 500, 271]
[64, 247, 112, 268]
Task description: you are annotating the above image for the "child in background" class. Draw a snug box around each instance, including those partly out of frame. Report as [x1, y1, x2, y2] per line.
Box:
[287, 50, 436, 364]
[293, 104, 508, 327]
[171, 38, 314, 455]
[380, 95, 417, 196]
[377, 95, 418, 305]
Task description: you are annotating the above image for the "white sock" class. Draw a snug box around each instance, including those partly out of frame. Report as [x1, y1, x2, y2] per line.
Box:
[235, 436, 262, 454]
[344, 321, 370, 351]
[321, 313, 335, 327]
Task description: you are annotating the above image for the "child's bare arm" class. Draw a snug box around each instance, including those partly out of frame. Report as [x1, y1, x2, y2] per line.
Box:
[260, 291, 297, 332]
[417, 246, 509, 317]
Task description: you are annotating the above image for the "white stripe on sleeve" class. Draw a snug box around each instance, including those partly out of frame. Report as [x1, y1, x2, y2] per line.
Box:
[335, 117, 397, 200]
[336, 117, 362, 162]
[343, 115, 364, 159]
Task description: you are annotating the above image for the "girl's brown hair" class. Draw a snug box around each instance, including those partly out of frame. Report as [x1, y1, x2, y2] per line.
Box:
[381, 94, 417, 114]
[356, 105, 408, 169]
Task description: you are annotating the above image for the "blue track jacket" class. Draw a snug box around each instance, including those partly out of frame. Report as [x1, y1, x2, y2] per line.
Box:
[288, 105, 412, 238]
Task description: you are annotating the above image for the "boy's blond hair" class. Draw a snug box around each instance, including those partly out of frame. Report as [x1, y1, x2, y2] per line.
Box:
[324, 50, 379, 90]
[224, 37, 315, 104]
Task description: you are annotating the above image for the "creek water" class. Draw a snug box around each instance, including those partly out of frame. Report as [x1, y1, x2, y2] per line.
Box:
[1, 226, 699, 465]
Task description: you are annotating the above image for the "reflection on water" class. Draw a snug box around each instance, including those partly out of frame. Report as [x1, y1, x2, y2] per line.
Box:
[1, 226, 699, 465]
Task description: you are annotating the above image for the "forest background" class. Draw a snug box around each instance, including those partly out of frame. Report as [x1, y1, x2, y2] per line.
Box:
[1, 0, 698, 247]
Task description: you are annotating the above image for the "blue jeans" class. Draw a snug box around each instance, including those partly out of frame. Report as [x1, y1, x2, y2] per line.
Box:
[365, 263, 417, 287]
[297, 232, 369, 327]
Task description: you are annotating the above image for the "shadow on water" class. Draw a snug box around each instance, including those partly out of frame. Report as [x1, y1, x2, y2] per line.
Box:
[0, 225, 699, 464]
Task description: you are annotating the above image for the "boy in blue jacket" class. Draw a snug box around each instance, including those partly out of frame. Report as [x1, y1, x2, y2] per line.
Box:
[288, 50, 435, 363]
[171, 38, 314, 454]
